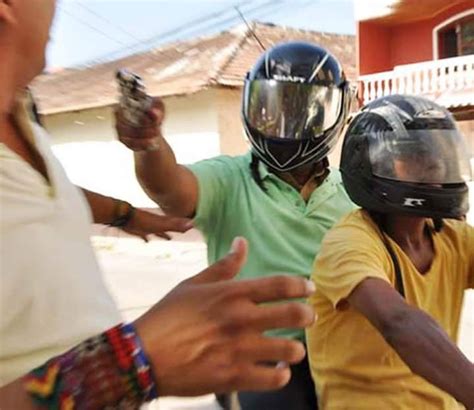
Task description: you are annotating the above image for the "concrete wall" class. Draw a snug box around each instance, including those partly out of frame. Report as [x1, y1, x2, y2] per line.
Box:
[216, 88, 250, 156]
[43, 88, 254, 206]
[43, 89, 219, 150]
[358, 1, 473, 75]
[43, 83, 359, 207]
[457, 119, 474, 155]
[45, 90, 222, 207]
[357, 22, 392, 75]
[390, 2, 472, 66]
[458, 120, 474, 227]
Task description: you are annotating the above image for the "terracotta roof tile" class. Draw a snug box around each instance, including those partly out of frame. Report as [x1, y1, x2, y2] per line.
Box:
[217, 23, 356, 86]
[32, 22, 355, 115]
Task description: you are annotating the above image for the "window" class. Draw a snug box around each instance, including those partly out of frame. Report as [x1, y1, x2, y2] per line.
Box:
[438, 15, 474, 59]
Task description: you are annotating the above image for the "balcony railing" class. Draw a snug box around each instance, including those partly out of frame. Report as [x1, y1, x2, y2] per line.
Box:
[359, 55, 474, 105]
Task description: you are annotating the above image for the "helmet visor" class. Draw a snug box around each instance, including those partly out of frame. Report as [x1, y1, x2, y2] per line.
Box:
[244, 79, 342, 140]
[369, 129, 472, 184]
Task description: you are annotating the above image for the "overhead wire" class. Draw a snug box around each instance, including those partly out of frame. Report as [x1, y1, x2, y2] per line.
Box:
[46, 1, 312, 101]
[75, 1, 145, 44]
[77, 0, 263, 67]
[58, 6, 130, 48]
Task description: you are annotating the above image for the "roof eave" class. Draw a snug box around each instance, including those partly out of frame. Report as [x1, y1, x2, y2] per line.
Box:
[39, 86, 213, 116]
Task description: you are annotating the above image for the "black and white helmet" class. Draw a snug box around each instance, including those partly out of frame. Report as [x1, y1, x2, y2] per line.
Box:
[242, 41, 351, 172]
[341, 95, 471, 219]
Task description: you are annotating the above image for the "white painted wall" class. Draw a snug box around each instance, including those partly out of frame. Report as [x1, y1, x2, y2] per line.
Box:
[45, 90, 220, 207]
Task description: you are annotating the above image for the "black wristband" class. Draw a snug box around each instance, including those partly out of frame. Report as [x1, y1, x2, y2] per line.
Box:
[109, 201, 135, 228]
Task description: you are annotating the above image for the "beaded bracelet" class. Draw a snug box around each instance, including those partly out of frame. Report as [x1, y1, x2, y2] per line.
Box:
[24, 323, 158, 409]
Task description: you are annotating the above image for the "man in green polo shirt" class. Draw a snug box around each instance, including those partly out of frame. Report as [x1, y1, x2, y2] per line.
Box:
[117, 41, 355, 410]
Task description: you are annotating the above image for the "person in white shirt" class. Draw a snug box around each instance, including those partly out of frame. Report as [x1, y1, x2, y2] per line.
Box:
[0, 1, 316, 408]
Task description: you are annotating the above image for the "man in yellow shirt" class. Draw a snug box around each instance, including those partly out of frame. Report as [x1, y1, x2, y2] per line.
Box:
[307, 95, 474, 409]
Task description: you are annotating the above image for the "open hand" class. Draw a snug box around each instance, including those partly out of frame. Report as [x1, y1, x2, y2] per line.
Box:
[123, 208, 193, 241]
[134, 237, 316, 397]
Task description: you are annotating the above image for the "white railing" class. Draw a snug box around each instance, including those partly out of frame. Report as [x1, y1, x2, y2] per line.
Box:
[359, 55, 474, 104]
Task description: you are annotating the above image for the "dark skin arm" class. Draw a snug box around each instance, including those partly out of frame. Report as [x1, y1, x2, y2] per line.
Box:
[81, 188, 118, 224]
[348, 278, 474, 408]
[81, 188, 193, 241]
[0, 382, 34, 410]
[115, 99, 199, 218]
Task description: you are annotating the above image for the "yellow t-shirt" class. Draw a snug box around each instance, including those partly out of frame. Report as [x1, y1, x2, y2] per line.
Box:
[307, 209, 474, 410]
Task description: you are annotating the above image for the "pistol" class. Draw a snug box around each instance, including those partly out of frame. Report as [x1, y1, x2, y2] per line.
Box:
[116, 69, 153, 127]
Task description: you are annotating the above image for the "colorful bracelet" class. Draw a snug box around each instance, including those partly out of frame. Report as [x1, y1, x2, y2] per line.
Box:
[24, 323, 158, 409]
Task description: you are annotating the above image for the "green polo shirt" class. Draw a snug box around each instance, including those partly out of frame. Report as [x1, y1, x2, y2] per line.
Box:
[188, 153, 356, 340]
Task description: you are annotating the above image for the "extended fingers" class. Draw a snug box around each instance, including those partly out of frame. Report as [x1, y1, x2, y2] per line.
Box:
[247, 301, 316, 332]
[213, 338, 305, 392]
[232, 335, 306, 365]
[240, 275, 316, 303]
[147, 215, 194, 234]
[221, 362, 293, 393]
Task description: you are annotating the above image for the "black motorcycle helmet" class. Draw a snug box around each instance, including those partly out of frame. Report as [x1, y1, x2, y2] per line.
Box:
[341, 94, 471, 219]
[242, 41, 351, 172]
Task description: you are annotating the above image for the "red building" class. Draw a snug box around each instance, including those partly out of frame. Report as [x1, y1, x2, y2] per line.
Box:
[355, 0, 474, 153]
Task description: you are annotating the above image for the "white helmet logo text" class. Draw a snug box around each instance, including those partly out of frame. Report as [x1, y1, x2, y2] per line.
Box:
[272, 74, 306, 83]
[403, 198, 426, 207]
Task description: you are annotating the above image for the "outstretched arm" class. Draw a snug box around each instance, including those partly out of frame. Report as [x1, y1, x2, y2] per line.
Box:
[81, 188, 193, 241]
[348, 278, 474, 408]
[116, 98, 199, 218]
[0, 239, 316, 408]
